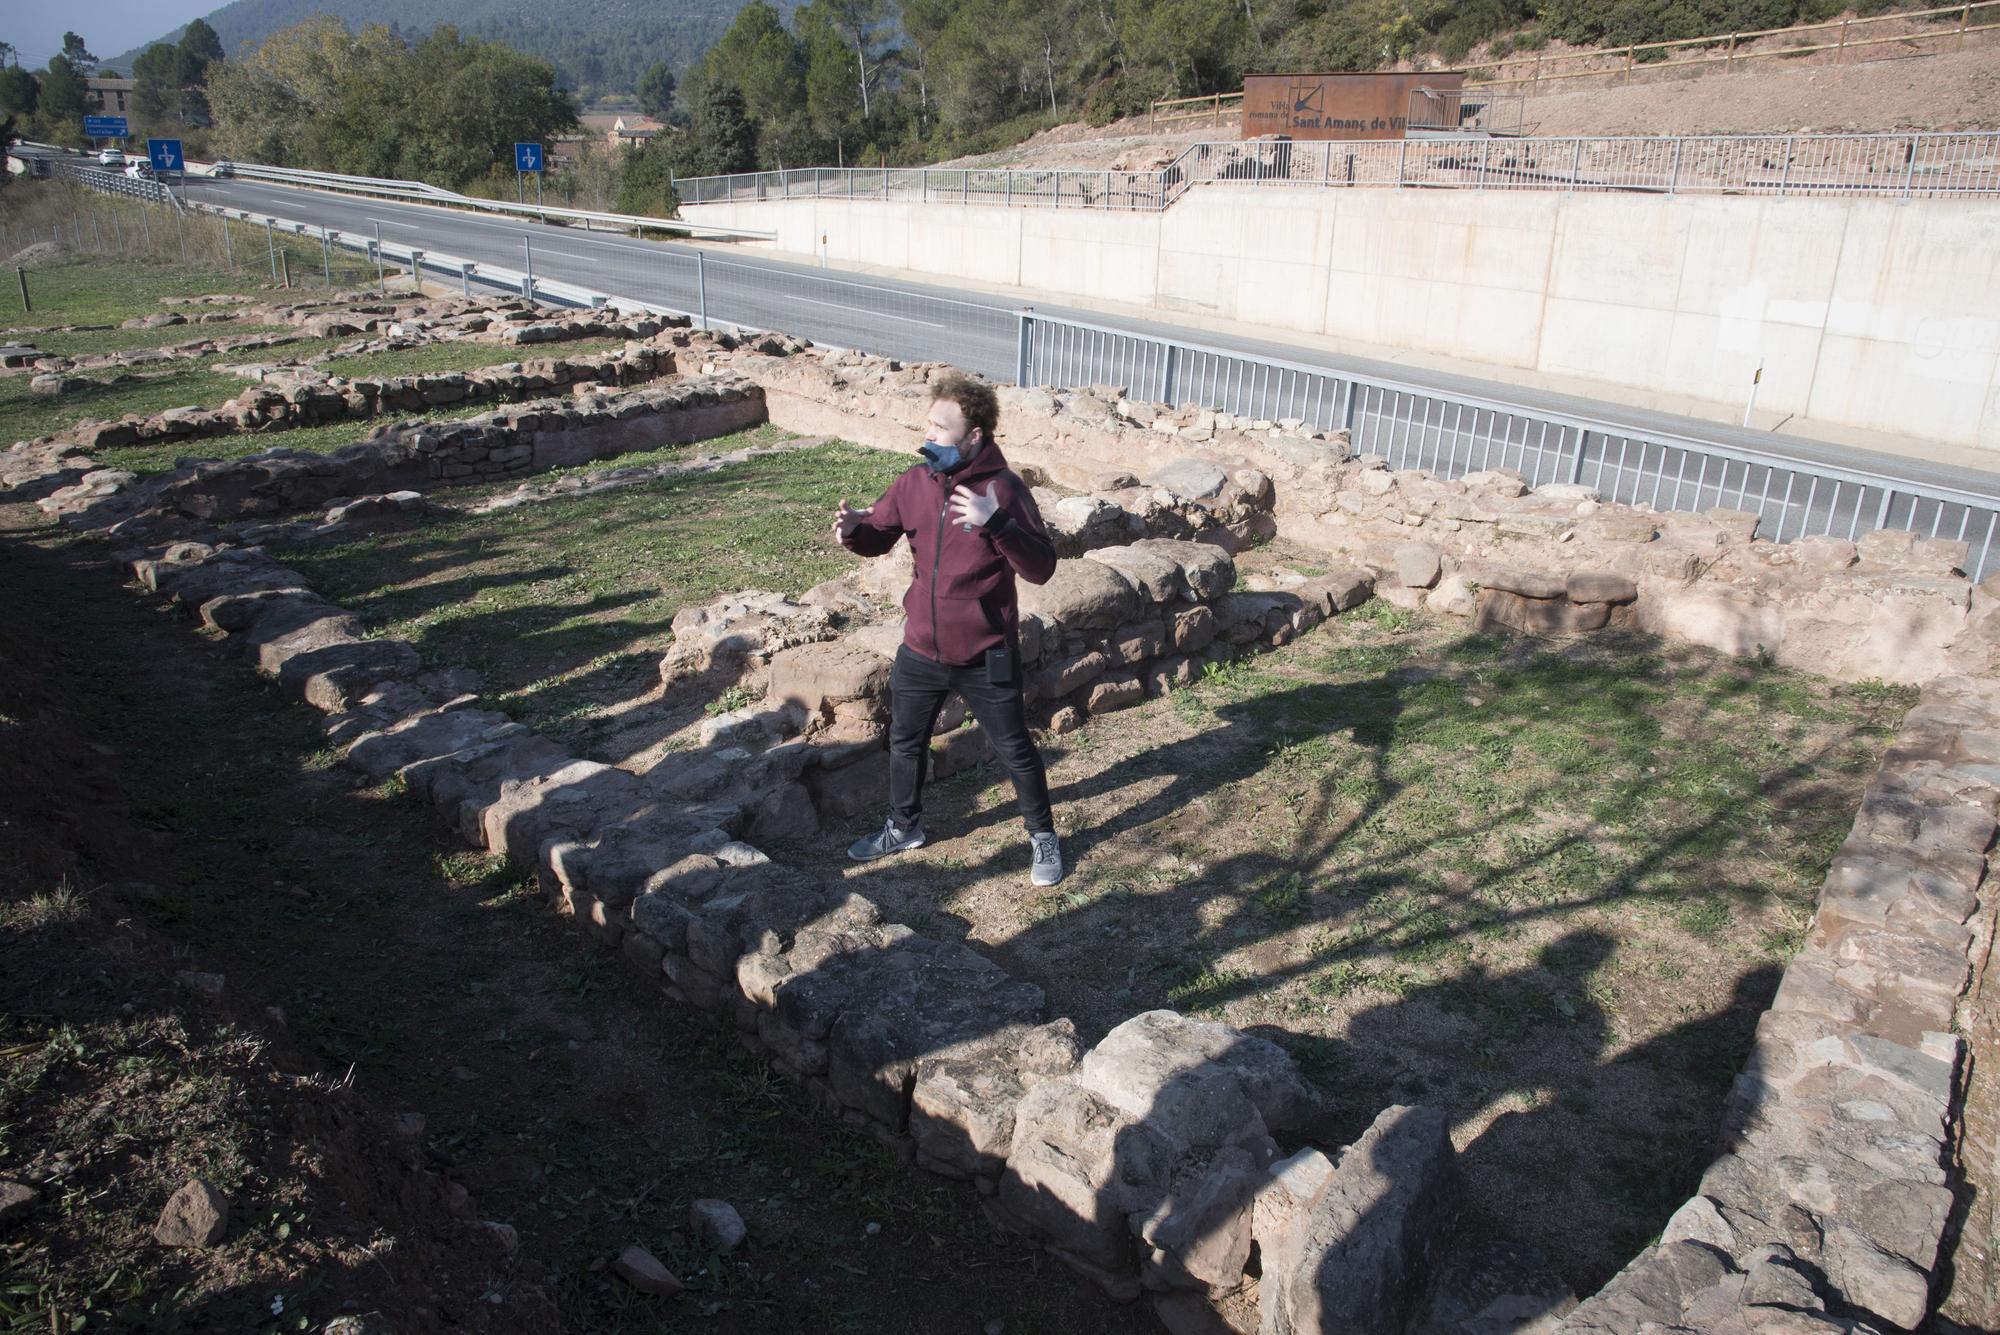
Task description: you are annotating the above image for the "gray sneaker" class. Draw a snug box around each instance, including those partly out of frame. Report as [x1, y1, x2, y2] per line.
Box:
[849, 817, 926, 861]
[1030, 831, 1065, 887]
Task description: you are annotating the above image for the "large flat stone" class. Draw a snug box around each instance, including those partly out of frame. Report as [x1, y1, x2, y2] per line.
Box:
[1019, 559, 1143, 631]
[1260, 1104, 1456, 1335]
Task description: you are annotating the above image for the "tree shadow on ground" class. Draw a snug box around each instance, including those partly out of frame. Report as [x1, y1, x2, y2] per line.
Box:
[800, 631, 1871, 1292]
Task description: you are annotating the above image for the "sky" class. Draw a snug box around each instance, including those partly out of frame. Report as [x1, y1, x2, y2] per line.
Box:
[7, 1, 217, 70]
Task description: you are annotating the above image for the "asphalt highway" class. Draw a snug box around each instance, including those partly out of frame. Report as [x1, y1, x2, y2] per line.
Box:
[175, 174, 2000, 507]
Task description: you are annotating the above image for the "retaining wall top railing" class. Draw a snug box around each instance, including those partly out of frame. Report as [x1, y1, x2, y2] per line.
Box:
[1014, 307, 2000, 581]
[676, 130, 2000, 210]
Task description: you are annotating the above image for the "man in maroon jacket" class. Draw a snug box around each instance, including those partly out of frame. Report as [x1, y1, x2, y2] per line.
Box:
[833, 374, 1065, 886]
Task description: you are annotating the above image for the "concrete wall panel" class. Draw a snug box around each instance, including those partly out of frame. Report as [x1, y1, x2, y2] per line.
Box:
[683, 188, 2000, 451]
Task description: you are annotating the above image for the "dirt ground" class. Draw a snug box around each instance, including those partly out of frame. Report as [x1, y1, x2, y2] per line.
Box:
[937, 42, 2000, 172]
[777, 570, 1911, 1294]
[0, 499, 1156, 1334]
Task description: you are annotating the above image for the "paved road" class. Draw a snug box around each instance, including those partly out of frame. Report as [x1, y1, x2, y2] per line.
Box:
[179, 175, 2000, 507]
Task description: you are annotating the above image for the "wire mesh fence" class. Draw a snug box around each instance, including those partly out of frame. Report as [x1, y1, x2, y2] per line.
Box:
[1, 184, 386, 294]
[1016, 310, 2000, 580]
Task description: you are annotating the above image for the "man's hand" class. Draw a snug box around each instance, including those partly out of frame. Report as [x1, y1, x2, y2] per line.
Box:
[949, 483, 999, 530]
[833, 499, 871, 543]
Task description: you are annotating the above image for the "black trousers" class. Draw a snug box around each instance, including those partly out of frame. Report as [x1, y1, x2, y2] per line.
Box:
[888, 643, 1055, 836]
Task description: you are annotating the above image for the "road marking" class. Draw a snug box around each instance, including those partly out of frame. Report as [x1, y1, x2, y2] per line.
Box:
[364, 217, 420, 230]
[782, 294, 946, 328]
[530, 248, 603, 264]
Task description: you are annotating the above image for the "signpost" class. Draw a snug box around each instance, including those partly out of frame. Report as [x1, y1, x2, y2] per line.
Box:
[82, 115, 129, 141]
[147, 138, 185, 178]
[514, 142, 544, 208]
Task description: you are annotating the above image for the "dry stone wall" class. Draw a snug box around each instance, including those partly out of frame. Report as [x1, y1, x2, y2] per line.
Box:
[684, 343, 2000, 1330]
[3, 292, 677, 382]
[650, 535, 1374, 849]
[722, 347, 1991, 687]
[28, 325, 2000, 1333]
[108, 526, 1464, 1335]
[33, 374, 765, 539]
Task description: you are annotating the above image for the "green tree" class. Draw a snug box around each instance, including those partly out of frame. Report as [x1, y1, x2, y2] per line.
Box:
[37, 55, 88, 139]
[0, 65, 36, 119]
[689, 79, 759, 174]
[615, 134, 681, 215]
[804, 0, 887, 118]
[180, 19, 225, 67]
[697, 2, 806, 126]
[799, 4, 865, 147]
[131, 43, 182, 123]
[60, 32, 97, 74]
[637, 61, 677, 119]
[206, 16, 577, 190]
[899, 0, 952, 133]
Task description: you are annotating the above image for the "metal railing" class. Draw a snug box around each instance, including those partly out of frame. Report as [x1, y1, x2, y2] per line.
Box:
[200, 160, 775, 240]
[677, 130, 2000, 209]
[50, 161, 179, 208]
[1473, 0, 2000, 93]
[1014, 309, 2000, 581]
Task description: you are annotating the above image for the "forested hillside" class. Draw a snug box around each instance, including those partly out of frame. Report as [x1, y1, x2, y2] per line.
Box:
[109, 0, 798, 101]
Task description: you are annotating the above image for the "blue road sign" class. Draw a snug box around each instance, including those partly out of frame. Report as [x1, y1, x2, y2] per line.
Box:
[514, 142, 544, 173]
[147, 138, 185, 173]
[83, 115, 129, 139]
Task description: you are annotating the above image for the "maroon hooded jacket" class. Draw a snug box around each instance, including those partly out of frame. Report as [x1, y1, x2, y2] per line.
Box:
[840, 441, 1058, 666]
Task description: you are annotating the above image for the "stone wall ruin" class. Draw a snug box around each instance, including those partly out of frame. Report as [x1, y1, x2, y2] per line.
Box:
[9, 309, 2000, 1334]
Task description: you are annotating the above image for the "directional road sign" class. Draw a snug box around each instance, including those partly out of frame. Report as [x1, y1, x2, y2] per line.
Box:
[147, 138, 185, 173]
[82, 115, 129, 139]
[514, 142, 544, 173]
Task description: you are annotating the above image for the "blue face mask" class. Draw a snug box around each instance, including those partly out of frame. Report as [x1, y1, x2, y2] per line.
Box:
[919, 430, 977, 474]
[919, 442, 963, 473]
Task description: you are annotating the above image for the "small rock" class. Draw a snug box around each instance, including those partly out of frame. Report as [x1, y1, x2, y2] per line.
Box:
[478, 1220, 519, 1254]
[154, 1178, 229, 1248]
[985, 1322, 1005, 1335]
[0, 1180, 39, 1228]
[690, 1198, 747, 1253]
[390, 1113, 427, 1142]
[865, 1221, 882, 1235]
[612, 1243, 684, 1295]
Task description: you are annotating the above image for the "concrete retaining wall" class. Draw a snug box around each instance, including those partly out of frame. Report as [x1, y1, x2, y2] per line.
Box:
[683, 187, 2000, 453]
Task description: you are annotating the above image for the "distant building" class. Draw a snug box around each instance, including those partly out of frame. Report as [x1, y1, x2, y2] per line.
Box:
[608, 116, 665, 150]
[548, 134, 590, 171]
[86, 77, 136, 117]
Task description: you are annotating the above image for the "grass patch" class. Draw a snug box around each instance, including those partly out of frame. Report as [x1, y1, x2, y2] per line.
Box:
[4, 258, 272, 329]
[278, 436, 906, 738]
[0, 364, 252, 450]
[320, 336, 624, 380]
[28, 322, 295, 358]
[815, 600, 1914, 1294]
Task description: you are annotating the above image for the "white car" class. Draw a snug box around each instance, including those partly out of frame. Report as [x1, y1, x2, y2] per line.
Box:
[124, 160, 154, 180]
[96, 148, 126, 168]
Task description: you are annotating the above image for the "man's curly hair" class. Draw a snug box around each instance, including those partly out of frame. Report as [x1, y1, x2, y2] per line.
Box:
[931, 373, 999, 441]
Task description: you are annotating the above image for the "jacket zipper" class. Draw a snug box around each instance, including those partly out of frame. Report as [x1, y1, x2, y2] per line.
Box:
[931, 476, 948, 661]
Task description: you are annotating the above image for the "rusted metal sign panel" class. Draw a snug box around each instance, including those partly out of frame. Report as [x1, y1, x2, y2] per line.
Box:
[1242, 72, 1466, 140]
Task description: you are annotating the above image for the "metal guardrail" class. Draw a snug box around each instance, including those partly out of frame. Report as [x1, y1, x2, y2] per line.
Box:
[50, 161, 179, 208]
[1013, 309, 2000, 581]
[197, 159, 776, 241]
[677, 130, 2000, 209]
